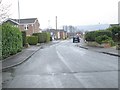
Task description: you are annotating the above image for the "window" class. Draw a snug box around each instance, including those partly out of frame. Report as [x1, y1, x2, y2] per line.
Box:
[24, 24, 28, 30]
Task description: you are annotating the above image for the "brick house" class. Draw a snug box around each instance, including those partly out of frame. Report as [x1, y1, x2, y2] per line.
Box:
[2, 18, 41, 36]
[57, 29, 67, 40]
[1, 18, 19, 27]
[43, 29, 67, 40]
[13, 18, 40, 36]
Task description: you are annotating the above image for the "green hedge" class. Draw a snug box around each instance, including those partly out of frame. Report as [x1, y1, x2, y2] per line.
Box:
[46, 32, 50, 42]
[2, 23, 22, 59]
[85, 31, 96, 41]
[0, 25, 2, 60]
[107, 26, 120, 42]
[95, 35, 112, 44]
[33, 32, 50, 43]
[21, 31, 27, 46]
[95, 30, 112, 37]
[33, 33, 45, 43]
[85, 30, 112, 41]
[50, 36, 52, 41]
[27, 36, 38, 45]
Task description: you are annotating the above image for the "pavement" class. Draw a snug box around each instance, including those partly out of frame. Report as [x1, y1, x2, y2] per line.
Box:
[1, 39, 120, 70]
[77, 39, 120, 57]
[2, 45, 42, 70]
[1, 40, 60, 70]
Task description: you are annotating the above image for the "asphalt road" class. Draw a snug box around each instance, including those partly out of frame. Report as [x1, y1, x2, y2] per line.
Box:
[2, 40, 118, 88]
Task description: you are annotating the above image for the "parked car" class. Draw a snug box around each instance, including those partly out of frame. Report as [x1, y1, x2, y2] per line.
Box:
[73, 36, 80, 43]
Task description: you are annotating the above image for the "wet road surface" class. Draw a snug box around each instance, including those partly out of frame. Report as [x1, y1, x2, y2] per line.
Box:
[2, 40, 118, 88]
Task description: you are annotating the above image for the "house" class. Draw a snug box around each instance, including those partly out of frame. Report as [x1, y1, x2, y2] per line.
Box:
[43, 29, 67, 40]
[0, 18, 19, 27]
[110, 24, 120, 27]
[2, 18, 41, 36]
[13, 18, 40, 36]
[67, 32, 76, 39]
[58, 29, 67, 40]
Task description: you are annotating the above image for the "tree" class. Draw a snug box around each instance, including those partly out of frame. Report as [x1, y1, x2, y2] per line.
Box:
[69, 25, 76, 33]
[0, 0, 10, 23]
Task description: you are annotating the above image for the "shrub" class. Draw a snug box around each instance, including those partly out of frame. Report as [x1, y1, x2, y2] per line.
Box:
[95, 30, 112, 37]
[107, 26, 120, 42]
[46, 32, 50, 42]
[95, 35, 112, 44]
[2, 23, 22, 59]
[85, 31, 96, 41]
[50, 36, 52, 41]
[42, 32, 47, 43]
[27, 36, 38, 45]
[33, 32, 50, 43]
[21, 31, 27, 46]
[107, 39, 115, 46]
[85, 30, 112, 41]
[116, 43, 120, 50]
[33, 33, 44, 43]
[0, 25, 2, 60]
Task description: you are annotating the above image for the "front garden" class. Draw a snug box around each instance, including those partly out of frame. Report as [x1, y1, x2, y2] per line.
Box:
[84, 26, 120, 49]
[1, 23, 51, 60]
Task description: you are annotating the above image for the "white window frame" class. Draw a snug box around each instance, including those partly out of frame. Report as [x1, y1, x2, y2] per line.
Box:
[24, 24, 28, 30]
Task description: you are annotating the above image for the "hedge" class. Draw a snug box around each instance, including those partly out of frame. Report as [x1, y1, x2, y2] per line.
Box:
[85, 30, 112, 41]
[33, 33, 44, 43]
[21, 31, 27, 46]
[2, 23, 22, 59]
[27, 36, 38, 45]
[50, 36, 52, 41]
[46, 32, 50, 42]
[85, 31, 96, 41]
[95, 35, 112, 44]
[33, 32, 50, 43]
[95, 30, 112, 37]
[107, 26, 120, 42]
[0, 25, 2, 60]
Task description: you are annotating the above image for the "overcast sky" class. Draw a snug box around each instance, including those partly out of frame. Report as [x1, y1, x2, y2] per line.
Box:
[2, 0, 120, 29]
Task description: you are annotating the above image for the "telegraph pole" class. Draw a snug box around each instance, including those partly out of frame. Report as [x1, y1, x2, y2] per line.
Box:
[56, 16, 57, 30]
[18, 0, 20, 23]
[118, 1, 120, 24]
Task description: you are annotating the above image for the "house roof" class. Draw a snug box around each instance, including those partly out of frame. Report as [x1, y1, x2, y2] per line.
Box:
[110, 24, 119, 27]
[12, 18, 37, 24]
[44, 29, 67, 33]
[0, 18, 19, 25]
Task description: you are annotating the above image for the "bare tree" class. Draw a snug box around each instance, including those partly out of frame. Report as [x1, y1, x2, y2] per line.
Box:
[0, 0, 10, 23]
